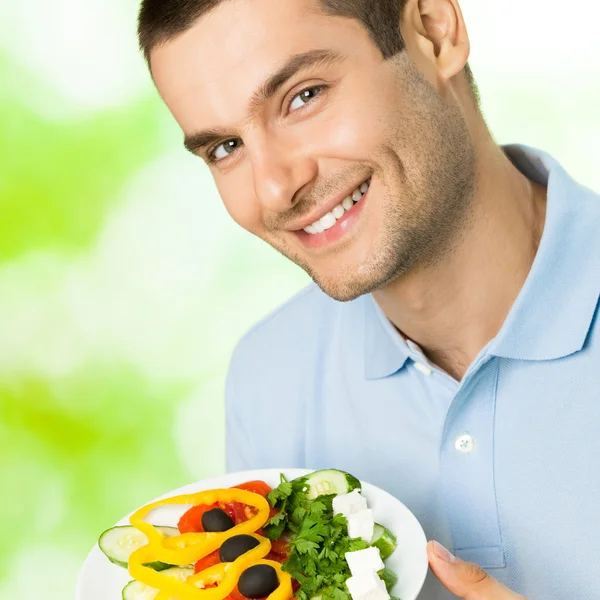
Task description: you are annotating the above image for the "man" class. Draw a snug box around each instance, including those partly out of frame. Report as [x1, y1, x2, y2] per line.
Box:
[137, 0, 600, 598]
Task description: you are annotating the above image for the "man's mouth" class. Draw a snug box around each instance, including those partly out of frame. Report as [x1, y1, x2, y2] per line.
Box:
[293, 177, 371, 250]
[302, 178, 371, 234]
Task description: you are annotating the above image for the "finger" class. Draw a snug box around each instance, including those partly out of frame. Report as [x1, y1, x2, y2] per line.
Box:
[427, 541, 526, 600]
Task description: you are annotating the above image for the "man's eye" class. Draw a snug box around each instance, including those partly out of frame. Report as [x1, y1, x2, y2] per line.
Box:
[211, 138, 242, 162]
[207, 86, 325, 164]
[288, 85, 325, 112]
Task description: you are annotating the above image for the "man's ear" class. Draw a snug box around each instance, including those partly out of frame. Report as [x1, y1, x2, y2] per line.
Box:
[401, 0, 470, 84]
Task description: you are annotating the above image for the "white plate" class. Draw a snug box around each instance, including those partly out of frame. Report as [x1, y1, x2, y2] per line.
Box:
[76, 469, 428, 600]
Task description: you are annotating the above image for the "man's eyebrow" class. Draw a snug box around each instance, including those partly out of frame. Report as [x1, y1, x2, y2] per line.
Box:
[184, 126, 233, 157]
[245, 48, 346, 124]
[184, 48, 346, 156]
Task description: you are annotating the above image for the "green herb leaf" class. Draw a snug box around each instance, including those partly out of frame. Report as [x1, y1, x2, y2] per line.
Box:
[265, 473, 395, 600]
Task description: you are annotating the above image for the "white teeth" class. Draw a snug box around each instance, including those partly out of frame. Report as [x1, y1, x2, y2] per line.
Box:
[320, 212, 337, 230]
[342, 197, 353, 210]
[332, 205, 345, 219]
[303, 179, 371, 234]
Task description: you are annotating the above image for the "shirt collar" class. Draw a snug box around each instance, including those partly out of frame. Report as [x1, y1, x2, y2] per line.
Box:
[364, 293, 410, 380]
[490, 144, 600, 360]
[364, 144, 600, 379]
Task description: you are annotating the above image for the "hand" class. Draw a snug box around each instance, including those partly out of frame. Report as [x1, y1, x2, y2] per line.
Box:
[427, 541, 527, 599]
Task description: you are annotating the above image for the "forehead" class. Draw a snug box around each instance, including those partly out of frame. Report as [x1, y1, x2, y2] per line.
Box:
[150, 0, 370, 132]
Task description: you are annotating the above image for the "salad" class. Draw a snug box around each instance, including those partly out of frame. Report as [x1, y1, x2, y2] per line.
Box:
[97, 469, 400, 600]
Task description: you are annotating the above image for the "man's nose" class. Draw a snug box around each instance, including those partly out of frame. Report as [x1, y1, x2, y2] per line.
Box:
[249, 133, 318, 214]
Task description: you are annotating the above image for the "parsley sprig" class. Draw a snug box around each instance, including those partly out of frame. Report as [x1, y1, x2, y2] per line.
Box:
[264, 475, 369, 600]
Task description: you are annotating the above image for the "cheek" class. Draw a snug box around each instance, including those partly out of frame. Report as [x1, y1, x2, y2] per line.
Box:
[309, 91, 399, 162]
[219, 181, 263, 234]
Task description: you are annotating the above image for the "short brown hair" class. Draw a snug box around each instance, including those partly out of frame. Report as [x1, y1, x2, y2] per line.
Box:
[138, 0, 478, 101]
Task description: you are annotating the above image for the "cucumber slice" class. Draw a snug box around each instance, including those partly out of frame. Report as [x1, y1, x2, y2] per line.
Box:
[378, 568, 398, 592]
[371, 524, 397, 559]
[122, 567, 194, 600]
[122, 580, 159, 600]
[99, 525, 179, 570]
[301, 469, 362, 500]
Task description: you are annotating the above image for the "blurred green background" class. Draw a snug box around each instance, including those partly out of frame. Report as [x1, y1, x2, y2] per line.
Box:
[0, 0, 598, 598]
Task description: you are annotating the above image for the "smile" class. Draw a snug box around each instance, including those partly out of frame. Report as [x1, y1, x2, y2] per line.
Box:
[303, 178, 371, 234]
[294, 178, 371, 250]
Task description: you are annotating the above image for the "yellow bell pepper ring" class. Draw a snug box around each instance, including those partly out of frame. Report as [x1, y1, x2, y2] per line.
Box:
[128, 488, 276, 600]
[129, 488, 270, 565]
[129, 538, 267, 600]
[254, 559, 294, 600]
[190, 534, 271, 581]
[152, 559, 294, 600]
[152, 563, 227, 600]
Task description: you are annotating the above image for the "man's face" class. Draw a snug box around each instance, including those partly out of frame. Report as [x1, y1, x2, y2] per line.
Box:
[151, 0, 476, 301]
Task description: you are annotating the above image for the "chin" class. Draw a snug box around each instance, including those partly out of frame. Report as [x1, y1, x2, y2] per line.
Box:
[309, 247, 418, 301]
[310, 267, 387, 303]
[277, 240, 403, 302]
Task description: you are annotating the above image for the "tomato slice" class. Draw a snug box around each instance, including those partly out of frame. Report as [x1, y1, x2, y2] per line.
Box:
[180, 481, 272, 534]
[270, 538, 290, 557]
[223, 501, 252, 525]
[265, 550, 286, 563]
[178, 503, 219, 534]
[231, 480, 273, 497]
[194, 549, 221, 574]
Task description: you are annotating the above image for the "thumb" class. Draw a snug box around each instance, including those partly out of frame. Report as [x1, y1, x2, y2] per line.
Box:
[427, 541, 526, 600]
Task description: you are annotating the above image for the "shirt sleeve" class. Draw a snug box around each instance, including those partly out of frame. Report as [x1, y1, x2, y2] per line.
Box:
[224, 349, 259, 473]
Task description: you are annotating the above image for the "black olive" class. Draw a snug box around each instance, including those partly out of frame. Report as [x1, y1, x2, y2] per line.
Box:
[238, 564, 279, 599]
[201, 508, 235, 532]
[219, 534, 260, 562]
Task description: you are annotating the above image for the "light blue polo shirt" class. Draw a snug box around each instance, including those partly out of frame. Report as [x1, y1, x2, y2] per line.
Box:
[225, 145, 600, 599]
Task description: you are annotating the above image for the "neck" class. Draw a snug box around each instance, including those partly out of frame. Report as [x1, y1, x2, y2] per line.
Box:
[372, 139, 548, 381]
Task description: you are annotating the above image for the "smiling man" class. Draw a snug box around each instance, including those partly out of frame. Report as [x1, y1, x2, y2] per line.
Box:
[138, 0, 600, 598]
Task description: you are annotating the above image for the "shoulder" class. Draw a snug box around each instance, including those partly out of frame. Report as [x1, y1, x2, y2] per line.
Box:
[225, 284, 362, 469]
[226, 283, 365, 389]
[232, 284, 352, 361]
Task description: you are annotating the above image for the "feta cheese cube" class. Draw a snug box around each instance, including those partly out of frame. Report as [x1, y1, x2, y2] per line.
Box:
[345, 573, 377, 599]
[333, 489, 368, 517]
[346, 572, 390, 600]
[345, 547, 385, 576]
[346, 508, 375, 542]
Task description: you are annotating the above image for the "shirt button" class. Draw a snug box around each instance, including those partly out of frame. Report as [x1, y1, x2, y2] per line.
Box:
[414, 362, 432, 376]
[455, 434, 475, 454]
